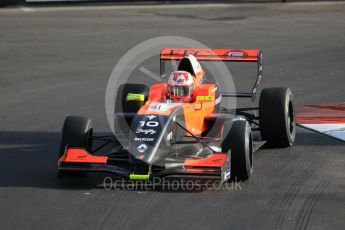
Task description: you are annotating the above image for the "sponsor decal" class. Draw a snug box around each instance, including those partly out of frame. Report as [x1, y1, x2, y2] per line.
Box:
[176, 74, 186, 84]
[176, 78, 184, 84]
[170, 71, 193, 85]
[134, 137, 155, 142]
[196, 96, 214, 102]
[148, 103, 181, 112]
[127, 93, 145, 102]
[167, 131, 173, 141]
[146, 115, 156, 120]
[228, 51, 244, 57]
[137, 144, 148, 153]
[135, 129, 156, 135]
[70, 155, 87, 161]
[148, 104, 161, 111]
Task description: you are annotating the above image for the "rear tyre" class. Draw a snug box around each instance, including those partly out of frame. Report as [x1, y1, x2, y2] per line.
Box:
[222, 119, 253, 181]
[259, 87, 296, 147]
[58, 116, 93, 177]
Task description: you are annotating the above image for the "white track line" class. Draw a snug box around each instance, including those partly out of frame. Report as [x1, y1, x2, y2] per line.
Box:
[3, 1, 345, 13]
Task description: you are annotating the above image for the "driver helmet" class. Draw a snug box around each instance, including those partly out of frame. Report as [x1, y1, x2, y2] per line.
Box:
[167, 70, 194, 103]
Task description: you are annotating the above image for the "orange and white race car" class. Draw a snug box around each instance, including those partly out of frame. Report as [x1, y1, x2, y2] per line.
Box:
[58, 48, 296, 182]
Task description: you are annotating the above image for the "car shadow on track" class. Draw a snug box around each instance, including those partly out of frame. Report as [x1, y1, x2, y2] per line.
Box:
[0, 131, 208, 193]
[0, 131, 117, 190]
[0, 130, 341, 192]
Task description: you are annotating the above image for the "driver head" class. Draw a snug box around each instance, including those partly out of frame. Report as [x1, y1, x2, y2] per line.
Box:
[167, 71, 194, 103]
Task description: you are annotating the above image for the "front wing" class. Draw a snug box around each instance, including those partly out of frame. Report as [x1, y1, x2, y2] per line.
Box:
[58, 148, 231, 182]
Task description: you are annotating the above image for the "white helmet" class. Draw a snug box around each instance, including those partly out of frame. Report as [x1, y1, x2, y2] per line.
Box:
[167, 70, 194, 102]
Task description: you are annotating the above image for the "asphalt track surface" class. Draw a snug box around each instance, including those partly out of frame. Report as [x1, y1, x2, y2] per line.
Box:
[1, 2, 345, 230]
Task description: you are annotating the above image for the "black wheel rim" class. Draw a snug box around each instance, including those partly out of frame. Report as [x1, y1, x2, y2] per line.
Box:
[287, 101, 295, 134]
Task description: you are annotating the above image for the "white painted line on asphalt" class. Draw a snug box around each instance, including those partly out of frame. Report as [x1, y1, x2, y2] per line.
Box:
[18, 6, 36, 12]
[2, 1, 345, 13]
[3, 3, 235, 13]
[286, 1, 345, 7]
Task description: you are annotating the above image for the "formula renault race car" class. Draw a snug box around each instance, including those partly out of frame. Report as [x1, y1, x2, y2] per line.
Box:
[58, 48, 296, 182]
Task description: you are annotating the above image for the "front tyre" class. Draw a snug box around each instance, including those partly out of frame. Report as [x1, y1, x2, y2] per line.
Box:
[222, 119, 253, 181]
[58, 116, 93, 177]
[59, 116, 93, 157]
[259, 87, 296, 147]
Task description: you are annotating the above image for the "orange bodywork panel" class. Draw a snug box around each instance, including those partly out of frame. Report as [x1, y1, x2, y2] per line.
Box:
[161, 48, 259, 62]
[147, 83, 169, 103]
[59, 148, 108, 164]
[184, 84, 216, 134]
[185, 168, 218, 173]
[138, 83, 216, 135]
[184, 153, 227, 167]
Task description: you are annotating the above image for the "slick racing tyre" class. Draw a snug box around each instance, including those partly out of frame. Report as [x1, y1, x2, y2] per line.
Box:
[222, 119, 253, 181]
[59, 116, 93, 158]
[259, 87, 296, 148]
[58, 116, 93, 177]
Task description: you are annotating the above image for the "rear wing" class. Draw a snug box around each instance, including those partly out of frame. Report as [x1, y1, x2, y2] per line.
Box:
[160, 48, 260, 62]
[160, 48, 263, 102]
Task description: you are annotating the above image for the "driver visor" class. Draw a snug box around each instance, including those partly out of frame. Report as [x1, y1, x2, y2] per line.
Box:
[169, 86, 192, 97]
